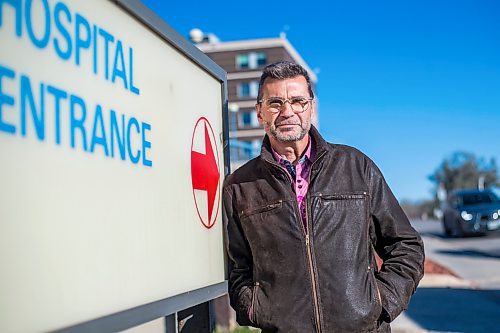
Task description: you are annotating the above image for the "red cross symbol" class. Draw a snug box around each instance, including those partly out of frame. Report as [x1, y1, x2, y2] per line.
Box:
[191, 117, 221, 229]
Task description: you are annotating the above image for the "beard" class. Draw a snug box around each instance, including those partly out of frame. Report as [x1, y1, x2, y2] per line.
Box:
[264, 117, 312, 143]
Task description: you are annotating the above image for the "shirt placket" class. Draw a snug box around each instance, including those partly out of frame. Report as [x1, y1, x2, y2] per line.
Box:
[281, 158, 309, 231]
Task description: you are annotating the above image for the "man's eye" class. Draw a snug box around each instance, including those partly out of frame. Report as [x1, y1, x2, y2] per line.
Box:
[268, 99, 284, 107]
[291, 98, 307, 105]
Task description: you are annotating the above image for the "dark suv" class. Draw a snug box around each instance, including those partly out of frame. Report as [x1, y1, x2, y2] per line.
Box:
[442, 189, 500, 237]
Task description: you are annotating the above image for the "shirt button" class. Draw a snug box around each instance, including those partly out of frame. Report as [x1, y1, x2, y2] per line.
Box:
[297, 179, 302, 183]
[298, 185, 303, 189]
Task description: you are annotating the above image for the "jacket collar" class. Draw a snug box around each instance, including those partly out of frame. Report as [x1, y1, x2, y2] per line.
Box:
[260, 125, 330, 164]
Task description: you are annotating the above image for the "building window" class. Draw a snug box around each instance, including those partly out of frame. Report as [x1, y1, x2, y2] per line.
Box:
[229, 111, 238, 132]
[238, 110, 259, 128]
[229, 139, 260, 162]
[238, 82, 250, 97]
[236, 52, 267, 69]
[236, 54, 249, 69]
[240, 112, 252, 127]
[256, 52, 267, 67]
[237, 81, 258, 98]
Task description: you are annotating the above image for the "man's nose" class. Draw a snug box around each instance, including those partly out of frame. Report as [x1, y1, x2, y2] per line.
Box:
[280, 102, 295, 117]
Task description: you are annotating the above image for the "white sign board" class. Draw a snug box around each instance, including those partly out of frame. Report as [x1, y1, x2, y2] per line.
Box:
[0, 0, 226, 332]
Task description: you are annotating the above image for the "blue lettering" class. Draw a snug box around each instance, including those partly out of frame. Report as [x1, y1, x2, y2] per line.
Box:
[141, 122, 151, 167]
[74, 13, 90, 66]
[53, 1, 72, 60]
[0, 64, 16, 134]
[0, 65, 150, 166]
[46, 85, 67, 144]
[69, 94, 87, 150]
[20, 75, 44, 140]
[126, 117, 140, 164]
[25, 0, 51, 49]
[2, 2, 140, 97]
[111, 40, 127, 89]
[92, 24, 97, 74]
[90, 104, 108, 156]
[0, 0, 22, 37]
[98, 28, 113, 80]
[129, 47, 139, 95]
[110, 110, 125, 160]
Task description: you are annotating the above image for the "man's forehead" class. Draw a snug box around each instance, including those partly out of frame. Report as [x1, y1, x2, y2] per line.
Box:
[262, 76, 309, 95]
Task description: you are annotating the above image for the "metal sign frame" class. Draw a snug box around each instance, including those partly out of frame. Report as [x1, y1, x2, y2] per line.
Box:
[46, 0, 230, 332]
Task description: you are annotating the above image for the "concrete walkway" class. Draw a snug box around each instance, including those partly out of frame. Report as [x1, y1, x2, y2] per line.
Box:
[391, 274, 500, 333]
[391, 274, 470, 333]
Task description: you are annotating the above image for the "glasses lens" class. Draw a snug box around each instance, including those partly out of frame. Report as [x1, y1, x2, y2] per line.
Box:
[266, 98, 284, 112]
[291, 98, 310, 113]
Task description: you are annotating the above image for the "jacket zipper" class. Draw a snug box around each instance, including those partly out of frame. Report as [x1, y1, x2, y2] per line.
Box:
[320, 193, 367, 200]
[304, 151, 326, 333]
[250, 281, 259, 324]
[305, 233, 321, 333]
[265, 150, 326, 333]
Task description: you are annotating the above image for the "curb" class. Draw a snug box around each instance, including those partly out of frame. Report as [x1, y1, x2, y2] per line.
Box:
[418, 273, 474, 288]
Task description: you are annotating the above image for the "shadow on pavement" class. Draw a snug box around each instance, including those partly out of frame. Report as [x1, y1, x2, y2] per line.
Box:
[417, 231, 444, 238]
[405, 288, 500, 333]
[419, 231, 492, 240]
[436, 249, 500, 259]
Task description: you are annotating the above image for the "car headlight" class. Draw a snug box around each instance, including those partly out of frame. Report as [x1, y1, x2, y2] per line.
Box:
[461, 211, 474, 221]
[494, 212, 499, 220]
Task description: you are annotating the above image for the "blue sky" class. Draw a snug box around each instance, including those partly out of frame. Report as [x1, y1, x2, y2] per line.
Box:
[142, 0, 500, 201]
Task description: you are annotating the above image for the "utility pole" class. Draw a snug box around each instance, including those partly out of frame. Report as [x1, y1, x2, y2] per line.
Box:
[478, 175, 485, 190]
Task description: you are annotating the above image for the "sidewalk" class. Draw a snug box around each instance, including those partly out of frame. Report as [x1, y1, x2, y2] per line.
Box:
[377, 255, 466, 332]
[391, 259, 500, 333]
[391, 273, 473, 333]
[391, 257, 467, 333]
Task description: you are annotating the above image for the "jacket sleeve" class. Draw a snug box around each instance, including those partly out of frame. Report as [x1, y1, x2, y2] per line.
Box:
[222, 184, 254, 326]
[368, 160, 425, 322]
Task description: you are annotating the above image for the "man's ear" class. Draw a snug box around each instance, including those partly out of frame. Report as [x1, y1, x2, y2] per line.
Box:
[256, 104, 264, 124]
[310, 99, 317, 116]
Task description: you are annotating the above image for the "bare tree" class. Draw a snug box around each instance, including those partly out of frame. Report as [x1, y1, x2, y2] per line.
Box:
[429, 151, 499, 195]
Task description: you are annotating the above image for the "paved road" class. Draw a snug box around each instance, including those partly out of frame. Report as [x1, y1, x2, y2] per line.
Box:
[392, 219, 500, 333]
[412, 219, 500, 289]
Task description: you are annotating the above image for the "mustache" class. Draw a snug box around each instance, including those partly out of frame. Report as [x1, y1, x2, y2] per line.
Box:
[275, 120, 301, 126]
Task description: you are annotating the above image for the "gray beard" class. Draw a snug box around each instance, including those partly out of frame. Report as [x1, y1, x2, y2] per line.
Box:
[265, 118, 311, 143]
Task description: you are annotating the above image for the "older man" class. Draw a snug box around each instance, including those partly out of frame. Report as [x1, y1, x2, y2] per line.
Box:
[223, 61, 424, 333]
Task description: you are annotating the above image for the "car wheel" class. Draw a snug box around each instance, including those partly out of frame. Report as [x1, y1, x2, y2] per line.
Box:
[451, 218, 464, 238]
[443, 220, 452, 236]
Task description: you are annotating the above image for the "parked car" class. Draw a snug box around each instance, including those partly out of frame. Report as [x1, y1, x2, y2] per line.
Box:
[442, 189, 500, 237]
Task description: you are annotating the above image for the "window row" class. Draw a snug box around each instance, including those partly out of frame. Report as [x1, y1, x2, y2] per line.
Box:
[229, 109, 260, 130]
[229, 138, 261, 162]
[236, 52, 267, 69]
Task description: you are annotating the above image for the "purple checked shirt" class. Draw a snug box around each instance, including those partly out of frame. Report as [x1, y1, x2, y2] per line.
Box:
[272, 139, 315, 231]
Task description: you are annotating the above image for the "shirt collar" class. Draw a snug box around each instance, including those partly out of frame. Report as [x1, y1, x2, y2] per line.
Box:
[271, 137, 313, 166]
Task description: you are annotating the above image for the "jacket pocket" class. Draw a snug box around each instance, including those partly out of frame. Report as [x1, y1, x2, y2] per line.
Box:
[319, 192, 368, 200]
[370, 268, 384, 321]
[250, 282, 277, 331]
[240, 200, 283, 220]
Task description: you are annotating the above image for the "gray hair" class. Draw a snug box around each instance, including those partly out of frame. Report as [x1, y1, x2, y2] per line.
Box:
[257, 61, 314, 101]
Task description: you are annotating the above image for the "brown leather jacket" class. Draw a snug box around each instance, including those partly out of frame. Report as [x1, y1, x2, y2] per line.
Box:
[223, 126, 424, 333]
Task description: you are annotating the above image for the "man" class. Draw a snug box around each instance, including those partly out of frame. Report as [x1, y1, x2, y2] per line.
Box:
[223, 61, 424, 333]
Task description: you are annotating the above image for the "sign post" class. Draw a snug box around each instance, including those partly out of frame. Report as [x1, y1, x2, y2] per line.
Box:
[0, 0, 229, 332]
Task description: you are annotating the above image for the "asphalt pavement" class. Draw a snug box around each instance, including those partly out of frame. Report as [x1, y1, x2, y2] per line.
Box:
[391, 219, 500, 333]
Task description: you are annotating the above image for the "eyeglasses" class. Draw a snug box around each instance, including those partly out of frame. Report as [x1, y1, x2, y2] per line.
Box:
[258, 97, 313, 114]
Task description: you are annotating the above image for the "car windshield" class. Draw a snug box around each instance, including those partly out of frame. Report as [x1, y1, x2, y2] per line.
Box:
[459, 192, 500, 206]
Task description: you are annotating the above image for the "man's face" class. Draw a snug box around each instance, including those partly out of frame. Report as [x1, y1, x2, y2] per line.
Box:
[257, 76, 315, 143]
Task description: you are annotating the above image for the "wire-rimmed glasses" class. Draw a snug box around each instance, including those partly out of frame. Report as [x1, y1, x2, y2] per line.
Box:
[258, 97, 313, 114]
